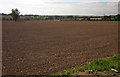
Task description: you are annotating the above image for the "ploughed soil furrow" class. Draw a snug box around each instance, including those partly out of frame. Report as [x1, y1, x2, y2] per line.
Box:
[2, 21, 118, 75]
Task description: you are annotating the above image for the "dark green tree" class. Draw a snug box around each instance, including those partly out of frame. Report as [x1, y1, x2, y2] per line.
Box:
[11, 9, 20, 21]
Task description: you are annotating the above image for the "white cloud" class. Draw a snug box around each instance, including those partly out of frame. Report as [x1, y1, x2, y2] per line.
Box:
[0, 0, 119, 15]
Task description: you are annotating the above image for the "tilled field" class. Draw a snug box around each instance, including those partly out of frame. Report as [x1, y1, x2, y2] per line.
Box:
[2, 21, 118, 75]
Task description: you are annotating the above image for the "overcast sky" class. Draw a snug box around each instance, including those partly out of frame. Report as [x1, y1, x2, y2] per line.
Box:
[0, 0, 119, 15]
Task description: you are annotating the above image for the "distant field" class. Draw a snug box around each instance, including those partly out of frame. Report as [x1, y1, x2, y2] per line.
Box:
[2, 21, 118, 75]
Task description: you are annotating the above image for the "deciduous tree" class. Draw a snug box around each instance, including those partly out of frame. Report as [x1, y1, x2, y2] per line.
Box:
[11, 9, 20, 21]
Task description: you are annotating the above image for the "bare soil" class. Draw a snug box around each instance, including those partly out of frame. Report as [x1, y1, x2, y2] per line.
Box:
[2, 21, 118, 75]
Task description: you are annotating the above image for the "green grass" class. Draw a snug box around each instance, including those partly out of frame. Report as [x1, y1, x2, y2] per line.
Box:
[51, 54, 120, 76]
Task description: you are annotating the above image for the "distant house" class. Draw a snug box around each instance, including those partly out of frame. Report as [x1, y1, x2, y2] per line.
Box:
[90, 18, 103, 21]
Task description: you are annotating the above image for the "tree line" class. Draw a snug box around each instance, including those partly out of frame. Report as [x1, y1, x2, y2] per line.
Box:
[1, 9, 120, 21]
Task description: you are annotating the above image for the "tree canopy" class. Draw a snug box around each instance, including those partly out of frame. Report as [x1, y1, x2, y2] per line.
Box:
[11, 8, 20, 21]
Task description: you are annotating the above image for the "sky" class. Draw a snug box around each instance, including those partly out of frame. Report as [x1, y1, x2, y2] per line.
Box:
[0, 0, 120, 15]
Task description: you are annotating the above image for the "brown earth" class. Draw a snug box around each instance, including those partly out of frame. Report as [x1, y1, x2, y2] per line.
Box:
[2, 21, 118, 75]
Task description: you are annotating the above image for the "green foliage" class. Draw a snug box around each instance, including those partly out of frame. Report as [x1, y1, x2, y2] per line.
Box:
[11, 8, 20, 21]
[52, 54, 120, 76]
[77, 54, 120, 72]
[51, 69, 75, 77]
